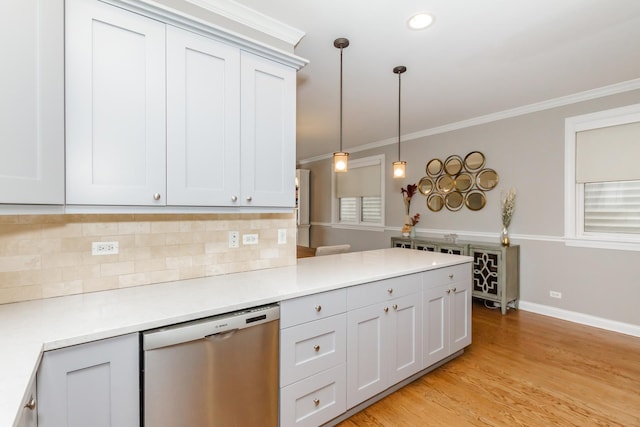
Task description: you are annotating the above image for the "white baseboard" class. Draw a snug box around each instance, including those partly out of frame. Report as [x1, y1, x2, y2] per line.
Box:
[519, 301, 640, 338]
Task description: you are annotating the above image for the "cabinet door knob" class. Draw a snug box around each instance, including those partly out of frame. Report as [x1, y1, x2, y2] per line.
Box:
[449, 274, 454, 279]
[384, 307, 389, 313]
[393, 304, 398, 311]
[153, 193, 161, 201]
[315, 305, 322, 312]
[387, 288, 393, 294]
[447, 289, 451, 294]
[313, 398, 320, 407]
[231, 195, 238, 202]
[452, 287, 457, 292]
[314, 344, 320, 352]
[24, 397, 36, 411]
[246, 196, 253, 202]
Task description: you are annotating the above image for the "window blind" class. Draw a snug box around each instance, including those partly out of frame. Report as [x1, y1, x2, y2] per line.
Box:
[336, 164, 381, 197]
[584, 180, 640, 234]
[576, 122, 640, 183]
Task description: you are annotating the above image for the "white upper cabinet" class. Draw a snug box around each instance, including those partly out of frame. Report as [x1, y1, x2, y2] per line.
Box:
[0, 0, 64, 205]
[166, 26, 241, 206]
[64, 0, 302, 210]
[241, 52, 297, 207]
[65, 0, 167, 206]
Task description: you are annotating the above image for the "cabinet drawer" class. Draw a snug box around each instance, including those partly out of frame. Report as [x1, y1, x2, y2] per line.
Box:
[280, 314, 346, 386]
[280, 364, 346, 427]
[347, 273, 421, 310]
[423, 263, 471, 290]
[281, 289, 346, 328]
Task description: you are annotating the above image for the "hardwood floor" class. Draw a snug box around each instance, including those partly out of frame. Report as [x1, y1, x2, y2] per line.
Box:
[338, 301, 640, 426]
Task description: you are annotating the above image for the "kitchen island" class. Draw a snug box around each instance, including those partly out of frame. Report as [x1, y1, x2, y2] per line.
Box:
[0, 248, 471, 427]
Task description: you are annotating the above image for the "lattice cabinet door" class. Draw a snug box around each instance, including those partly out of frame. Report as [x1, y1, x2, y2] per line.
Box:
[437, 244, 467, 256]
[413, 239, 437, 252]
[391, 237, 413, 249]
[469, 244, 519, 315]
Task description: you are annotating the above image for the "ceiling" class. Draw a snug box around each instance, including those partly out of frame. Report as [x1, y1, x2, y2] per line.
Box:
[232, 0, 640, 161]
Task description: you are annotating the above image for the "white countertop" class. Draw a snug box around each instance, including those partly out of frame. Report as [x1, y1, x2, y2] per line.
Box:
[0, 248, 471, 427]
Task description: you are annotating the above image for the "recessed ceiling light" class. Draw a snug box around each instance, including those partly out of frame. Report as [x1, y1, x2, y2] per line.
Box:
[407, 12, 434, 30]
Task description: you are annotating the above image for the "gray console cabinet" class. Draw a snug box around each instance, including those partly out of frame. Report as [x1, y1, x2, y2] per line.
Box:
[392, 237, 519, 314]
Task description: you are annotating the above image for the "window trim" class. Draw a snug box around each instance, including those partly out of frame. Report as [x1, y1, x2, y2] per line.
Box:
[331, 154, 386, 230]
[564, 103, 640, 251]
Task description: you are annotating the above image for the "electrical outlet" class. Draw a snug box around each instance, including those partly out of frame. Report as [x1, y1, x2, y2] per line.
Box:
[243, 234, 259, 245]
[229, 231, 239, 248]
[278, 229, 287, 244]
[91, 241, 119, 255]
[550, 291, 562, 299]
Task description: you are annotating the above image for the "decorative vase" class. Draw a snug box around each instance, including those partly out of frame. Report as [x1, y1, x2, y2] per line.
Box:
[410, 226, 416, 238]
[500, 226, 510, 246]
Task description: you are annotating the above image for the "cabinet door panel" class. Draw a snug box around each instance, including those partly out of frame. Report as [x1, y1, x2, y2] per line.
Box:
[389, 293, 422, 384]
[37, 333, 139, 427]
[166, 26, 240, 206]
[450, 281, 472, 353]
[423, 285, 449, 368]
[0, 0, 64, 204]
[347, 303, 387, 408]
[66, 0, 166, 205]
[241, 52, 296, 207]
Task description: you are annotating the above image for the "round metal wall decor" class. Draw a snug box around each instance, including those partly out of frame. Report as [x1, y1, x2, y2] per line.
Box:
[419, 151, 498, 212]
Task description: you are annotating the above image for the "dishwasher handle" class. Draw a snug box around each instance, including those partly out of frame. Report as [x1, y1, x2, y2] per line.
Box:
[143, 304, 279, 351]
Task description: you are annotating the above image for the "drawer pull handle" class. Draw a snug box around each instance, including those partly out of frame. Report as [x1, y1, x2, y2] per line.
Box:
[153, 193, 161, 201]
[452, 287, 457, 292]
[231, 195, 238, 202]
[315, 305, 322, 312]
[449, 274, 454, 279]
[393, 304, 398, 310]
[447, 289, 451, 294]
[313, 398, 320, 406]
[24, 397, 36, 411]
[314, 344, 320, 352]
[384, 307, 389, 313]
[387, 288, 393, 294]
[246, 196, 253, 202]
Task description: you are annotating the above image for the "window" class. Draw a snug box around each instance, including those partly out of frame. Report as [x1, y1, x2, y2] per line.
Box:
[565, 103, 640, 250]
[332, 155, 385, 228]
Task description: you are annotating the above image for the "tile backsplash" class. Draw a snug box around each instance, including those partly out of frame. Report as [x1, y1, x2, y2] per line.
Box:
[0, 213, 296, 304]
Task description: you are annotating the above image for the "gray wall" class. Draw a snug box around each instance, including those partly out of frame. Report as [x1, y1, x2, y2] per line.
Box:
[301, 89, 640, 327]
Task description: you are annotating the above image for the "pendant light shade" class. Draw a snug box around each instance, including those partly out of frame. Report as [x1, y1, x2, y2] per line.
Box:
[393, 65, 407, 178]
[333, 38, 350, 172]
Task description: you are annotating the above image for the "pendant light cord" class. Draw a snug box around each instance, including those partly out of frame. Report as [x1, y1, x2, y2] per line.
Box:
[339, 45, 344, 153]
[397, 70, 401, 161]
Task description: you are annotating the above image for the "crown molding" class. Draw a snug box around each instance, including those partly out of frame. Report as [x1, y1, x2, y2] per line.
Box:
[184, 0, 305, 46]
[298, 78, 640, 165]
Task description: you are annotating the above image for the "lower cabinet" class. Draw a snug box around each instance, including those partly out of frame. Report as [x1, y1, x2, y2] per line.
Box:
[280, 289, 347, 427]
[345, 275, 422, 409]
[36, 333, 140, 427]
[423, 264, 472, 368]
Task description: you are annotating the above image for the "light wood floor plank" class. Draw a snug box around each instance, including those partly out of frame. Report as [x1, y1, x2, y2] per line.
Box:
[338, 301, 640, 426]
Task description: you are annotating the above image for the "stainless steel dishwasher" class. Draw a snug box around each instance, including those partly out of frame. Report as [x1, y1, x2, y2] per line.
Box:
[142, 304, 280, 427]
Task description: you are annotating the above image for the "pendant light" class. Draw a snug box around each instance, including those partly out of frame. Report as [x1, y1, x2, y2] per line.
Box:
[333, 38, 350, 172]
[392, 65, 407, 178]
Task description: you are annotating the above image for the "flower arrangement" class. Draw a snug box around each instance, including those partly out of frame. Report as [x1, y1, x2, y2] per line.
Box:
[401, 184, 418, 217]
[410, 213, 420, 226]
[501, 188, 516, 228]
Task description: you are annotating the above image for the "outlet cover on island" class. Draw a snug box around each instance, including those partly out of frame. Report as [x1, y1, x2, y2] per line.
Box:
[549, 291, 562, 299]
[278, 229, 287, 244]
